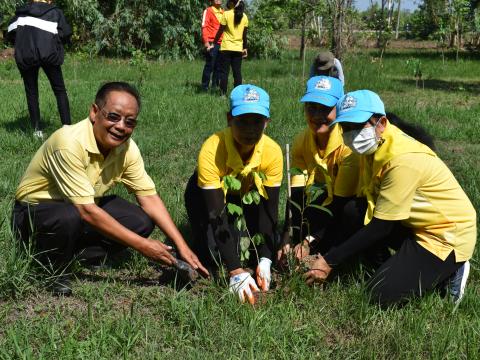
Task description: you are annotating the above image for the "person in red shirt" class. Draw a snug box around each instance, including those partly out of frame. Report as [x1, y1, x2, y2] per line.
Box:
[201, 0, 223, 91]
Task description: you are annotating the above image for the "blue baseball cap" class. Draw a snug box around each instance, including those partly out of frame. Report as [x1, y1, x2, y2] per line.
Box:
[300, 76, 344, 107]
[230, 84, 270, 118]
[330, 90, 386, 126]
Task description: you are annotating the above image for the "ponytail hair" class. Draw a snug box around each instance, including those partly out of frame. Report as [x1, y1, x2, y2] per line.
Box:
[386, 112, 436, 150]
[233, 0, 245, 26]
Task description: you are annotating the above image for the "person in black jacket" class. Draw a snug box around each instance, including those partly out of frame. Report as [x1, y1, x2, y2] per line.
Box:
[6, 0, 72, 139]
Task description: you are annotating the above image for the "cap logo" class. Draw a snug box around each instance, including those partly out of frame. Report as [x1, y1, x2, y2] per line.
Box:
[314, 78, 331, 91]
[243, 88, 260, 103]
[340, 95, 357, 111]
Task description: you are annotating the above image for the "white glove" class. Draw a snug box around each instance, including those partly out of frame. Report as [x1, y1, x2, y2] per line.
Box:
[229, 272, 259, 304]
[256, 257, 272, 291]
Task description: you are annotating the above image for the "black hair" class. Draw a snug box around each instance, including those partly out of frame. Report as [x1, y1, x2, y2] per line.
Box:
[95, 82, 141, 111]
[383, 112, 436, 150]
[228, 0, 244, 26]
[312, 66, 339, 79]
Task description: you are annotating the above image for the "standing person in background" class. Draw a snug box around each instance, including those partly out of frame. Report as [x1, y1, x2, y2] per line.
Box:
[310, 51, 345, 85]
[201, 0, 223, 91]
[212, 0, 248, 96]
[6, 0, 72, 139]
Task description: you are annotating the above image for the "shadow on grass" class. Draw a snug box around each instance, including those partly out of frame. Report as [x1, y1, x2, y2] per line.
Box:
[183, 80, 222, 96]
[76, 267, 194, 292]
[395, 78, 480, 94]
[0, 116, 31, 134]
[0, 116, 64, 135]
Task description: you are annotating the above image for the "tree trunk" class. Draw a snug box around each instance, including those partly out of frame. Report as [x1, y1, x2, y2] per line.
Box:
[300, 15, 306, 60]
[395, 0, 401, 39]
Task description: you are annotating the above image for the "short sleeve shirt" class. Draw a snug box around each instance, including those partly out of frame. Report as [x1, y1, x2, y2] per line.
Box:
[197, 130, 283, 193]
[290, 127, 359, 197]
[374, 152, 477, 262]
[219, 9, 248, 52]
[15, 118, 156, 204]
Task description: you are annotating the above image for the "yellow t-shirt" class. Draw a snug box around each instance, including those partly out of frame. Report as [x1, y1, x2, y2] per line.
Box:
[291, 125, 360, 204]
[15, 118, 156, 205]
[220, 9, 248, 52]
[368, 125, 476, 262]
[197, 128, 283, 194]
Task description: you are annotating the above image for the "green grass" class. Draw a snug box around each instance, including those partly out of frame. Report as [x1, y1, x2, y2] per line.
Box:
[0, 47, 479, 358]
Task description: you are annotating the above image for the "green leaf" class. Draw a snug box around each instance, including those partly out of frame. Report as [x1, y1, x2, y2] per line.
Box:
[251, 190, 261, 205]
[223, 175, 241, 191]
[256, 171, 267, 181]
[288, 198, 302, 213]
[235, 216, 246, 231]
[242, 192, 253, 205]
[307, 184, 325, 204]
[240, 237, 251, 252]
[252, 233, 265, 246]
[306, 204, 333, 216]
[227, 203, 243, 216]
[290, 167, 305, 176]
[240, 249, 250, 262]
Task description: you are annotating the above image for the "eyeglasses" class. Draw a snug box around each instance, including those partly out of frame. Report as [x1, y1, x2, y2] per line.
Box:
[97, 106, 137, 129]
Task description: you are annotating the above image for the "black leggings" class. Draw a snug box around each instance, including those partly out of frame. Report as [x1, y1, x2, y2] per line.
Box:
[11, 196, 154, 269]
[19, 64, 71, 130]
[218, 50, 243, 95]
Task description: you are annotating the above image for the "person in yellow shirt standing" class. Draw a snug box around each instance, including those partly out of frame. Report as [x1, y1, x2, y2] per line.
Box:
[12, 82, 208, 296]
[277, 76, 362, 264]
[211, 0, 248, 96]
[184, 84, 283, 304]
[305, 90, 477, 307]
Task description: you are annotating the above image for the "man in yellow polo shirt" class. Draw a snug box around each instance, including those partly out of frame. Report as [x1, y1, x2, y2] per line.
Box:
[12, 82, 208, 295]
[304, 90, 477, 306]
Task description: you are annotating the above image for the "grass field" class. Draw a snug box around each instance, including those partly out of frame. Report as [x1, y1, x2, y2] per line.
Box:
[0, 48, 479, 359]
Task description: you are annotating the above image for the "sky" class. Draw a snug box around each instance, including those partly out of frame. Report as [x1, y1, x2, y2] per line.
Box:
[354, 0, 420, 11]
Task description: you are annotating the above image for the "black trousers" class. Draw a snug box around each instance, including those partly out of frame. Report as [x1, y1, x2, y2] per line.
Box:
[184, 173, 274, 272]
[11, 196, 154, 269]
[367, 242, 462, 307]
[337, 198, 463, 307]
[201, 43, 220, 90]
[18, 64, 71, 130]
[218, 50, 243, 95]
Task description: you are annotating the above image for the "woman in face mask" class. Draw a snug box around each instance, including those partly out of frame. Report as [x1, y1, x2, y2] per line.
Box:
[304, 90, 477, 307]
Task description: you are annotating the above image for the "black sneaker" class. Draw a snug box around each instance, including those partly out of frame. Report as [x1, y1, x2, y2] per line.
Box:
[448, 261, 470, 304]
[50, 274, 72, 296]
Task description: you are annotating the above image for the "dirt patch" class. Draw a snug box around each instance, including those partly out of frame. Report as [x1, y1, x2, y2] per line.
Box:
[0, 48, 14, 61]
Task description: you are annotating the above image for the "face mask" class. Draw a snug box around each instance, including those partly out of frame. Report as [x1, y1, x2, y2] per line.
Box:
[343, 120, 380, 155]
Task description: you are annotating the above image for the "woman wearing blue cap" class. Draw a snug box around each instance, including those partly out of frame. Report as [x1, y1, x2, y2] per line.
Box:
[278, 76, 361, 264]
[305, 90, 477, 307]
[184, 84, 283, 304]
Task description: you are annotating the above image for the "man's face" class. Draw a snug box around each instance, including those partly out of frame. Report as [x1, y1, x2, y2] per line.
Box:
[304, 102, 336, 135]
[229, 113, 268, 146]
[89, 91, 139, 155]
[212, 0, 222, 6]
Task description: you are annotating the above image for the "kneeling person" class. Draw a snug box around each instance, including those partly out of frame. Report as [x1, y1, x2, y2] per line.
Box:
[185, 85, 283, 304]
[12, 82, 208, 295]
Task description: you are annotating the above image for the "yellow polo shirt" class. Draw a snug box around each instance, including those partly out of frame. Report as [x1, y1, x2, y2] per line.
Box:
[291, 125, 360, 204]
[368, 124, 477, 262]
[15, 118, 156, 205]
[197, 128, 283, 194]
[220, 9, 248, 52]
